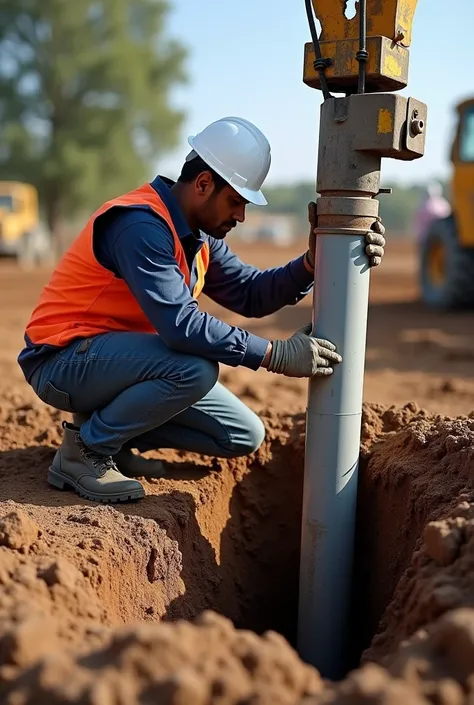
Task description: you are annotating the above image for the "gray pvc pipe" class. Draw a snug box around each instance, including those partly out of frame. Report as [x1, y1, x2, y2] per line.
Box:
[297, 229, 371, 680]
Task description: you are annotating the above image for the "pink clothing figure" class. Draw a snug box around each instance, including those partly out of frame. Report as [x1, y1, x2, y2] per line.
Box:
[414, 182, 451, 244]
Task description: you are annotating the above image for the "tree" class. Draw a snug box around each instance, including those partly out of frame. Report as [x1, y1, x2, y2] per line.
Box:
[0, 0, 187, 240]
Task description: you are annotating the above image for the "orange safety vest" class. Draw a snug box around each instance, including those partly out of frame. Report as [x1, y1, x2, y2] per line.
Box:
[26, 182, 210, 347]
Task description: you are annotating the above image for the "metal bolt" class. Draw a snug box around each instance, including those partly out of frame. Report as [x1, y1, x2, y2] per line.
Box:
[410, 118, 424, 136]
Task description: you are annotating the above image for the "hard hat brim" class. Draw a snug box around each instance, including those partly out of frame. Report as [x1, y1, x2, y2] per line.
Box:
[238, 186, 267, 207]
[187, 136, 267, 207]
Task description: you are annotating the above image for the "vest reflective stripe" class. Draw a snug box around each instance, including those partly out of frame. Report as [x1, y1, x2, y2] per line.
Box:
[194, 242, 210, 297]
[26, 183, 210, 347]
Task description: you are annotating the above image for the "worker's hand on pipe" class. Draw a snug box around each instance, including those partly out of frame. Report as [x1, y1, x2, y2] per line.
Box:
[305, 201, 386, 269]
[266, 324, 342, 378]
[365, 219, 385, 267]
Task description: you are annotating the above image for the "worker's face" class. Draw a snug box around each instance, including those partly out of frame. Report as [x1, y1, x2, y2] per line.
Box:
[195, 173, 248, 239]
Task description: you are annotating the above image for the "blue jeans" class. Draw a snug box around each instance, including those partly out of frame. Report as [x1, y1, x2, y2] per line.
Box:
[30, 332, 266, 458]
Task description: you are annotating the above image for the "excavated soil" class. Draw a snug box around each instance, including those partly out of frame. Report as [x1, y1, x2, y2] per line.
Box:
[3, 240, 474, 703]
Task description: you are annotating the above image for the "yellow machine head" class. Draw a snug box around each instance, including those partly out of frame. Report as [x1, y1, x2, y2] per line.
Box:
[304, 0, 419, 93]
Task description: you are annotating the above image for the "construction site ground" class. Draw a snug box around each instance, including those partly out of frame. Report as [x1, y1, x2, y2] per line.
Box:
[2, 237, 474, 704]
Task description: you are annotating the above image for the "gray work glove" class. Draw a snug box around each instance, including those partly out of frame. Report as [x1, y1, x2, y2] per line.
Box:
[306, 202, 386, 269]
[365, 219, 386, 267]
[267, 324, 342, 378]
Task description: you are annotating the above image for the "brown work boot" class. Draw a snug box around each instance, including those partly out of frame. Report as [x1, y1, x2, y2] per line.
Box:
[72, 413, 165, 479]
[48, 422, 145, 503]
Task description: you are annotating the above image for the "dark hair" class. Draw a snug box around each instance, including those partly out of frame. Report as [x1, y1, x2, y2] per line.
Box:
[177, 155, 228, 191]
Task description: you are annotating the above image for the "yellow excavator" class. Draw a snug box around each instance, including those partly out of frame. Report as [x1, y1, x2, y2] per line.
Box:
[0, 181, 52, 266]
[419, 98, 474, 308]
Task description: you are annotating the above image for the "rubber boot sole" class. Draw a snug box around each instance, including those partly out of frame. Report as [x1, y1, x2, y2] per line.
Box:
[48, 467, 145, 503]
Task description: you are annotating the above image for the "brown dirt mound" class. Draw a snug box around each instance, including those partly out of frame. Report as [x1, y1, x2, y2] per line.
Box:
[0, 502, 182, 672]
[0, 612, 323, 705]
[387, 608, 474, 702]
[0, 396, 309, 643]
[353, 403, 474, 659]
[3, 392, 474, 702]
[305, 608, 474, 704]
[366, 494, 474, 665]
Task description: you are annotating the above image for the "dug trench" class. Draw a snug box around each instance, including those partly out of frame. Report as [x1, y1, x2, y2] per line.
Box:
[2, 392, 474, 702]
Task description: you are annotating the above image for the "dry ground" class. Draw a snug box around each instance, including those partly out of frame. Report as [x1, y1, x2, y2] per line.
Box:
[2, 237, 473, 416]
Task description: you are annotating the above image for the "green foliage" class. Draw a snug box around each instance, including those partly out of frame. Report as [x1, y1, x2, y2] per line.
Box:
[0, 0, 187, 234]
[260, 179, 448, 235]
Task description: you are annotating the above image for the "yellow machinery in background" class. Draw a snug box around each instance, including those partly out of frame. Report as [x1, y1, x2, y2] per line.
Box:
[0, 181, 51, 266]
[420, 99, 474, 308]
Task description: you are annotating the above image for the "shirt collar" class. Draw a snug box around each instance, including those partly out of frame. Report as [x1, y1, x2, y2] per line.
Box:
[150, 175, 206, 243]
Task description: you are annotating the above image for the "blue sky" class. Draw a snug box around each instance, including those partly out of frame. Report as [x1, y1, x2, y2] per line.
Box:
[158, 0, 473, 186]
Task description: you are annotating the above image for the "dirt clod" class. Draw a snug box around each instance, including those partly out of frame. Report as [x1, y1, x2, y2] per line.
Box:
[0, 509, 39, 550]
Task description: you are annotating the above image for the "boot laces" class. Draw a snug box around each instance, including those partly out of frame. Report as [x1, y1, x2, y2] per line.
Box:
[75, 434, 117, 476]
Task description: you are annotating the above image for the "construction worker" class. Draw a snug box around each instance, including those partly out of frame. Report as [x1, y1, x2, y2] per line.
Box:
[414, 181, 451, 245]
[18, 116, 385, 503]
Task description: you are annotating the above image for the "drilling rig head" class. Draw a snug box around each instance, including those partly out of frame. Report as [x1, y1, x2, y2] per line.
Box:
[304, 0, 419, 93]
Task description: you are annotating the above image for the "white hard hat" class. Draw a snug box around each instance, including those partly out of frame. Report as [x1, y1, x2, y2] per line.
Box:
[186, 117, 271, 206]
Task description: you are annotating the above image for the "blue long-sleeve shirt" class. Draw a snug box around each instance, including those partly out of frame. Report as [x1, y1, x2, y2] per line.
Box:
[18, 176, 313, 380]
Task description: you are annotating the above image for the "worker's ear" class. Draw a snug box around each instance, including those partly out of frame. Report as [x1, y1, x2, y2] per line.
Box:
[195, 171, 214, 197]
